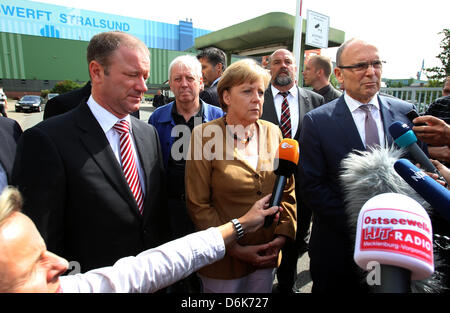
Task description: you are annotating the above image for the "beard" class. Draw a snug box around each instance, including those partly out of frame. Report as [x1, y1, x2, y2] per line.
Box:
[273, 74, 293, 87]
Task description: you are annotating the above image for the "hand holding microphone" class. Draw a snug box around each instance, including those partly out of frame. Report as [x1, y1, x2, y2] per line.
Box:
[389, 121, 448, 185]
[264, 138, 299, 228]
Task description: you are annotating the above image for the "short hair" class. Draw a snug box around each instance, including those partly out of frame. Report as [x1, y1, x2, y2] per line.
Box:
[267, 49, 297, 70]
[197, 47, 227, 71]
[168, 55, 202, 80]
[87, 31, 149, 75]
[217, 59, 271, 112]
[0, 187, 22, 227]
[309, 55, 333, 78]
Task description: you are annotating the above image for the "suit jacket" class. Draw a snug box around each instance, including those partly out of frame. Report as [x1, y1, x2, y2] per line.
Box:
[313, 84, 342, 104]
[298, 94, 421, 289]
[0, 117, 22, 183]
[12, 102, 170, 272]
[199, 80, 220, 108]
[44, 82, 140, 120]
[261, 84, 324, 141]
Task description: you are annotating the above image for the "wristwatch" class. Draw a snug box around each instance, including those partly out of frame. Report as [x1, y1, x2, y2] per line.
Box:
[231, 218, 244, 239]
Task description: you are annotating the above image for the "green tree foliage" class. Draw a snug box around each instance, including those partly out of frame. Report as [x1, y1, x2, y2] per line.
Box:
[425, 29, 450, 82]
[51, 80, 83, 94]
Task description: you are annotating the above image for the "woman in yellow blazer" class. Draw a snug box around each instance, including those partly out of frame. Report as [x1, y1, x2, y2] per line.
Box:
[185, 59, 296, 293]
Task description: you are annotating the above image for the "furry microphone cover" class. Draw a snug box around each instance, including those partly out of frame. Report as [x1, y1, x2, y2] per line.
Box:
[340, 147, 448, 293]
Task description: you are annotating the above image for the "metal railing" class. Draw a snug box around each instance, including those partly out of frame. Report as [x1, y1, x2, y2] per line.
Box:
[380, 87, 443, 113]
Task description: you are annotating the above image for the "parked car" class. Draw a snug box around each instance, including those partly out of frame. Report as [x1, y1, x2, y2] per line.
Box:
[15, 95, 45, 112]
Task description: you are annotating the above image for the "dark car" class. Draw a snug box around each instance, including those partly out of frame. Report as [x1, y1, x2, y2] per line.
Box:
[15, 95, 45, 112]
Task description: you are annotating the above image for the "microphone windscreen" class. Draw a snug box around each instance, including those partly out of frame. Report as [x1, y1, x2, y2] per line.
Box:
[354, 193, 434, 281]
[388, 121, 417, 147]
[274, 139, 299, 176]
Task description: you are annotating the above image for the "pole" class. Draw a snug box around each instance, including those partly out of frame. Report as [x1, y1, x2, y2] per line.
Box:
[293, 0, 303, 84]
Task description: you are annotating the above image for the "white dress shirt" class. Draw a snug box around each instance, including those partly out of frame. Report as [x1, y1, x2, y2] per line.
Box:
[60, 227, 225, 293]
[271, 85, 300, 138]
[344, 92, 385, 148]
[87, 96, 146, 193]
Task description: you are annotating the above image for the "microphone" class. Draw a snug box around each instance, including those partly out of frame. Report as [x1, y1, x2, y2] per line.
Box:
[388, 121, 447, 185]
[264, 138, 299, 228]
[394, 158, 450, 223]
[354, 193, 434, 293]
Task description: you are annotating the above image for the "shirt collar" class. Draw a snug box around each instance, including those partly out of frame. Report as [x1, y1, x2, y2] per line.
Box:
[271, 84, 298, 98]
[87, 95, 132, 134]
[211, 77, 221, 87]
[344, 91, 380, 113]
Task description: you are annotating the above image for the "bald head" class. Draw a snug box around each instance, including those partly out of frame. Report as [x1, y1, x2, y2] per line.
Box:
[334, 39, 382, 103]
[268, 49, 297, 91]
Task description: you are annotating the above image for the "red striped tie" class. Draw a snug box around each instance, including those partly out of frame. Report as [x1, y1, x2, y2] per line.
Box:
[113, 120, 144, 214]
[279, 92, 292, 138]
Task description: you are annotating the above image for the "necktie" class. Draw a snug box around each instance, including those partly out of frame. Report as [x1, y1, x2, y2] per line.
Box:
[113, 120, 144, 214]
[279, 92, 292, 138]
[360, 104, 380, 149]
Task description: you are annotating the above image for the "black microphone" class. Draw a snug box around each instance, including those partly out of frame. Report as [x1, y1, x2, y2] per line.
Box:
[264, 139, 299, 228]
[389, 121, 447, 185]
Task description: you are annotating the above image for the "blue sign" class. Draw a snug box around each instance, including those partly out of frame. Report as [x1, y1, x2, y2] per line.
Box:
[0, 0, 210, 49]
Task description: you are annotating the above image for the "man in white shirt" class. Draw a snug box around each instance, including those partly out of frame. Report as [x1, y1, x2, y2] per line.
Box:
[0, 187, 279, 293]
[12, 31, 171, 274]
[298, 38, 423, 292]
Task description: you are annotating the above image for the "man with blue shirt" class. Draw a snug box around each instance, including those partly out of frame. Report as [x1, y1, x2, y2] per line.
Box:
[149, 55, 223, 239]
[149, 55, 223, 292]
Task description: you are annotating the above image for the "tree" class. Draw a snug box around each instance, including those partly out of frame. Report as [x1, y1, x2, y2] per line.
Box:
[424, 29, 450, 82]
[51, 80, 83, 94]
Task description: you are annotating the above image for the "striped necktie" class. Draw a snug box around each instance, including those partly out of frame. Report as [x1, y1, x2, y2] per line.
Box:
[279, 92, 292, 138]
[113, 120, 144, 214]
[360, 104, 380, 149]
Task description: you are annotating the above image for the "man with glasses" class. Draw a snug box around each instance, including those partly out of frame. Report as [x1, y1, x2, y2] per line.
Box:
[298, 39, 422, 292]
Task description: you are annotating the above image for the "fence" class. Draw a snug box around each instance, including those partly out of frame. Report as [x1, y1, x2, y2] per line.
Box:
[380, 87, 443, 113]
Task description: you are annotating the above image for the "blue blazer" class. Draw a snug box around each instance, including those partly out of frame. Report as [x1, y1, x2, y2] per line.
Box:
[297, 94, 423, 289]
[148, 100, 224, 167]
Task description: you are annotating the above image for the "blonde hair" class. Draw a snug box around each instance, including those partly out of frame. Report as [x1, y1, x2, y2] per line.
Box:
[217, 59, 270, 112]
[0, 187, 23, 227]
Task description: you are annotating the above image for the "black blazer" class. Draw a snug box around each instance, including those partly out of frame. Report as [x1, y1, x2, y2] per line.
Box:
[44, 82, 140, 120]
[261, 85, 324, 141]
[12, 102, 169, 272]
[199, 80, 220, 108]
[0, 117, 22, 183]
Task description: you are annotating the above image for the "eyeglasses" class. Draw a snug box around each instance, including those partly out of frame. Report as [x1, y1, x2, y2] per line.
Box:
[338, 60, 385, 72]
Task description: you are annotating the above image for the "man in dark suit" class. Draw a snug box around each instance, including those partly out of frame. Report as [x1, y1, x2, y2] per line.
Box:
[44, 81, 140, 120]
[298, 39, 422, 292]
[260, 49, 323, 293]
[197, 47, 226, 107]
[0, 117, 22, 194]
[12, 31, 169, 273]
[43, 82, 91, 120]
[303, 54, 342, 104]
